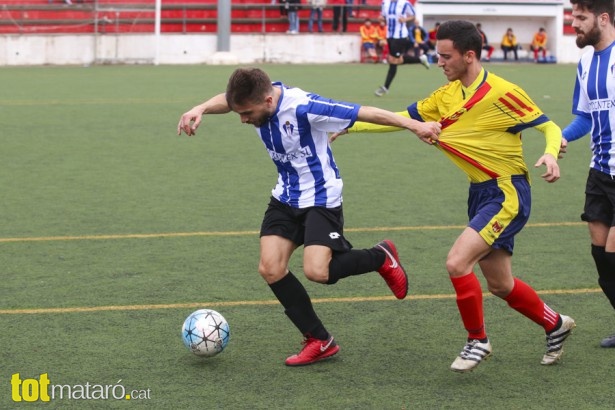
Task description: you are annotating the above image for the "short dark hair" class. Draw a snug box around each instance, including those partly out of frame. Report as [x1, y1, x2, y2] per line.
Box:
[436, 20, 482, 57]
[225, 67, 272, 109]
[570, 0, 615, 23]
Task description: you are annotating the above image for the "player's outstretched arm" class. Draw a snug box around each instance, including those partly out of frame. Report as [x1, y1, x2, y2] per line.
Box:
[177, 93, 230, 136]
[354, 106, 441, 144]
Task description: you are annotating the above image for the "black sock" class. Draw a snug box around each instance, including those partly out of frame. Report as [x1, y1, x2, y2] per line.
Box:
[326, 248, 385, 284]
[269, 271, 328, 339]
[596, 245, 615, 310]
[384, 64, 397, 89]
[403, 55, 420, 64]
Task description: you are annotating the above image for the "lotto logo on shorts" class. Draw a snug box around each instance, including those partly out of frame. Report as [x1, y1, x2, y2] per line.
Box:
[329, 232, 341, 239]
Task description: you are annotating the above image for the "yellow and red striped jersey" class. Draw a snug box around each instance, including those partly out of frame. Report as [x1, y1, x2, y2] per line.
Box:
[349, 68, 560, 183]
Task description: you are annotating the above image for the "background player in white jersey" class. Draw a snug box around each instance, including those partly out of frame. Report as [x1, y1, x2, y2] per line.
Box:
[374, 0, 430, 97]
[177, 67, 441, 366]
[561, 0, 615, 348]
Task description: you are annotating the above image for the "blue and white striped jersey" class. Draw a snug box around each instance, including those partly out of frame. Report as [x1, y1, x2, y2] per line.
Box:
[256, 82, 360, 208]
[571, 41, 615, 175]
[381, 0, 415, 39]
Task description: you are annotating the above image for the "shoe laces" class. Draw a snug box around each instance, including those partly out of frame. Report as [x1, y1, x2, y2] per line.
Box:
[460, 340, 479, 359]
[459, 339, 489, 359]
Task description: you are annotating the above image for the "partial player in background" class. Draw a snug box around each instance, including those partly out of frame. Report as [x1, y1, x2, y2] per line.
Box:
[476, 23, 494, 62]
[561, 0, 615, 348]
[374, 0, 430, 97]
[332, 20, 575, 373]
[177, 67, 441, 367]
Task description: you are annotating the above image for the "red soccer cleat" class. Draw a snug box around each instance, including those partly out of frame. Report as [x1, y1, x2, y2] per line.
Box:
[376, 240, 408, 299]
[285, 336, 340, 366]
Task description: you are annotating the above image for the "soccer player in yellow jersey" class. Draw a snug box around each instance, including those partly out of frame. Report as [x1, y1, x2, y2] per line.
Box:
[332, 20, 575, 373]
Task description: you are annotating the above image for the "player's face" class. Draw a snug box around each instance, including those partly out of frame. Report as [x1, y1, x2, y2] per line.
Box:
[436, 39, 468, 82]
[571, 4, 602, 48]
[232, 97, 274, 127]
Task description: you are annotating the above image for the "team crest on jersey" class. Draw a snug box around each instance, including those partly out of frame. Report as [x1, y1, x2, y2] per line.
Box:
[491, 220, 503, 234]
[447, 108, 467, 121]
[282, 121, 295, 137]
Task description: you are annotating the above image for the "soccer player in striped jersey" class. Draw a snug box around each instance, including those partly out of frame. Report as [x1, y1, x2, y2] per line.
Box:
[561, 0, 615, 348]
[374, 0, 430, 97]
[332, 20, 575, 372]
[177, 67, 441, 366]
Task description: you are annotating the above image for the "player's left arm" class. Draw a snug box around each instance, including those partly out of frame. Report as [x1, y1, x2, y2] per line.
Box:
[532, 120, 561, 183]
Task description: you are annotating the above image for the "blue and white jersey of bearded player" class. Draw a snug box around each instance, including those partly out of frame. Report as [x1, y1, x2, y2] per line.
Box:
[568, 41, 615, 175]
[255, 82, 360, 209]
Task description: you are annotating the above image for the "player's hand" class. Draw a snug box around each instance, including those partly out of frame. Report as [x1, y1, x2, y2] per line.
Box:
[177, 107, 204, 136]
[559, 138, 568, 159]
[329, 129, 348, 143]
[534, 153, 560, 183]
[412, 121, 441, 145]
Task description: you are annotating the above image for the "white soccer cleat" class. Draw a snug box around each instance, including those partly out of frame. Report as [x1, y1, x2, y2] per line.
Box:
[419, 54, 431, 69]
[374, 85, 388, 97]
[541, 314, 576, 365]
[450, 339, 492, 373]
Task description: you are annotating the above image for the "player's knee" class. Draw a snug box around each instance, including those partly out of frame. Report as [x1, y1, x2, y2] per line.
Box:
[487, 282, 511, 298]
[445, 255, 468, 277]
[388, 55, 402, 64]
[303, 264, 329, 283]
[258, 260, 286, 284]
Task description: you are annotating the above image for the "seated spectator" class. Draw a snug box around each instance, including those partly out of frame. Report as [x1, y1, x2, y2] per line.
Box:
[408, 20, 430, 57]
[476, 23, 494, 62]
[501, 27, 519, 61]
[530, 27, 548, 62]
[374, 16, 388, 63]
[360, 19, 379, 63]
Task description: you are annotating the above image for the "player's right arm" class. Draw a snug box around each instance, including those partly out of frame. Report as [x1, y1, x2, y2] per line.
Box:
[177, 93, 231, 136]
[350, 110, 410, 133]
[331, 108, 440, 144]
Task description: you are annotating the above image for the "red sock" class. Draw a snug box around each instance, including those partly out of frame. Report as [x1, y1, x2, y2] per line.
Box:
[504, 278, 560, 332]
[451, 272, 486, 340]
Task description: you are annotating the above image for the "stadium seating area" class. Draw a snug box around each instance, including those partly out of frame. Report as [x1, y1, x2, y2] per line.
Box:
[0, 0, 382, 34]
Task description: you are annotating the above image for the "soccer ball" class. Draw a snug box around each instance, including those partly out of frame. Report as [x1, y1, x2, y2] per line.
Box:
[181, 309, 230, 357]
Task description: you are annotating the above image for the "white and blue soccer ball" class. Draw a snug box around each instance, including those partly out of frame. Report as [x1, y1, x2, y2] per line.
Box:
[181, 309, 230, 357]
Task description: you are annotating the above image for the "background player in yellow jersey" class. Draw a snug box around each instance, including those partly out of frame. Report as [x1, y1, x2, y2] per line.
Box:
[331, 20, 575, 373]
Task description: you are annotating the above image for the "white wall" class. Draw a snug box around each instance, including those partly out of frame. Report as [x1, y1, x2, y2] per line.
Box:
[0, 31, 586, 66]
[0, 33, 362, 66]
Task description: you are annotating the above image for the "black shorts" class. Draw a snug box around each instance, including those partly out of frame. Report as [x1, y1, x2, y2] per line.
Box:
[260, 197, 352, 252]
[581, 168, 615, 226]
[387, 38, 413, 58]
